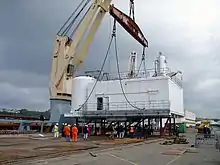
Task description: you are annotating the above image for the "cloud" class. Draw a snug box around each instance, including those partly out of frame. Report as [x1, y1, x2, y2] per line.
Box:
[0, 0, 220, 117]
[0, 70, 49, 110]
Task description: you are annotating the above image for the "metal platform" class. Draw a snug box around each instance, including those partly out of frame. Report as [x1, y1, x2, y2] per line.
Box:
[81, 109, 170, 118]
[65, 100, 171, 118]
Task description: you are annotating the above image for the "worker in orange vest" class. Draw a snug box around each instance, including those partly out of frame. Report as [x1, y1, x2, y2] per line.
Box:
[64, 124, 71, 142]
[129, 125, 135, 138]
[72, 124, 78, 142]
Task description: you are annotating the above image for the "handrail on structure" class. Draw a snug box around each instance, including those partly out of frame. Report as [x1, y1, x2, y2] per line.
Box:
[83, 100, 170, 112]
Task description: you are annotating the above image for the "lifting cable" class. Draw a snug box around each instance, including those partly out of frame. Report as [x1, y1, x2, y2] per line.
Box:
[129, 0, 147, 77]
[75, 21, 115, 111]
[75, 19, 145, 111]
[129, 0, 135, 21]
[57, 0, 91, 36]
[113, 19, 144, 111]
[70, 4, 92, 38]
[57, 0, 86, 35]
[137, 47, 147, 77]
[63, 0, 91, 36]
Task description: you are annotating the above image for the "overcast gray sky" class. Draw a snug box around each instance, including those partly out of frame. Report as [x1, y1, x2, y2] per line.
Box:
[0, 0, 219, 118]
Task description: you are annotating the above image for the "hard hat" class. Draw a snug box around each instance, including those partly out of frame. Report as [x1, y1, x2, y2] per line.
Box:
[68, 124, 71, 126]
[65, 123, 67, 126]
[73, 124, 76, 126]
[56, 123, 58, 126]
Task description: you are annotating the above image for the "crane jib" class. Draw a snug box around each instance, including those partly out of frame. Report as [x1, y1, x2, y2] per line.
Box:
[109, 5, 148, 48]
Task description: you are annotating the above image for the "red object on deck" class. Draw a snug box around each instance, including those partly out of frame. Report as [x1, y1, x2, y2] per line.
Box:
[109, 5, 148, 48]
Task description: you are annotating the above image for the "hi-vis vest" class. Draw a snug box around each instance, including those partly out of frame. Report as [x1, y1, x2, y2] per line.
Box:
[54, 125, 59, 132]
[130, 127, 134, 133]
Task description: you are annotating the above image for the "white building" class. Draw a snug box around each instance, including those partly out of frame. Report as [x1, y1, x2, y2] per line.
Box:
[175, 110, 196, 127]
[184, 110, 196, 127]
[68, 52, 184, 122]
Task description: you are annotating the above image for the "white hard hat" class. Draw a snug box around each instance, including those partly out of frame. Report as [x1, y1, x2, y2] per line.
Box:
[65, 123, 67, 126]
[68, 124, 71, 126]
[56, 123, 58, 125]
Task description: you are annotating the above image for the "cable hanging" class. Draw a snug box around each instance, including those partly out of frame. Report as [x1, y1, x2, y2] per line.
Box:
[57, 0, 85, 35]
[75, 19, 115, 111]
[112, 19, 144, 111]
[69, 4, 92, 38]
[136, 47, 147, 77]
[129, 0, 135, 21]
[76, 18, 145, 111]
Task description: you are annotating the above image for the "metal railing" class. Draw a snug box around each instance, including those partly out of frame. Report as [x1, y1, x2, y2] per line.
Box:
[84, 100, 170, 112]
[101, 69, 169, 80]
[98, 68, 183, 88]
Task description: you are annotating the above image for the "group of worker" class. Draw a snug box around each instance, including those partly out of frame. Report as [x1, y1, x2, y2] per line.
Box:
[53, 123, 92, 142]
[109, 123, 153, 139]
[129, 124, 152, 139]
[53, 123, 79, 142]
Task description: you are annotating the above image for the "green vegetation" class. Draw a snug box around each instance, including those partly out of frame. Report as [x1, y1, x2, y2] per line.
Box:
[0, 109, 50, 120]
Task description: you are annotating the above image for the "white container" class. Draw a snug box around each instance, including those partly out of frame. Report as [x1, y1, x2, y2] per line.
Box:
[71, 76, 95, 113]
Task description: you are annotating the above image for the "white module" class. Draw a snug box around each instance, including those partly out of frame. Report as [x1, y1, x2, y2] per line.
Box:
[85, 76, 184, 117]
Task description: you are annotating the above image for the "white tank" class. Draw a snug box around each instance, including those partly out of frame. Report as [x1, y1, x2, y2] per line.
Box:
[159, 55, 166, 75]
[71, 76, 96, 113]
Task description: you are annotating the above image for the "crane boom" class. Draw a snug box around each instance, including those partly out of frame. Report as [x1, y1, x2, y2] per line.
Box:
[49, 0, 148, 102]
[50, 0, 112, 101]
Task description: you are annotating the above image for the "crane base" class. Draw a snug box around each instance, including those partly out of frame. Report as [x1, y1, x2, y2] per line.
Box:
[49, 99, 71, 123]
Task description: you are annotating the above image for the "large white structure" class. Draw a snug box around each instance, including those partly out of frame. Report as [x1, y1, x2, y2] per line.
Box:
[175, 110, 196, 127]
[184, 110, 196, 126]
[68, 52, 184, 119]
[85, 77, 184, 115]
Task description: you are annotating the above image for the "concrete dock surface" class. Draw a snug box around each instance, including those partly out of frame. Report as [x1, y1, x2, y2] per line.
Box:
[27, 141, 220, 165]
[1, 133, 220, 165]
[20, 134, 220, 165]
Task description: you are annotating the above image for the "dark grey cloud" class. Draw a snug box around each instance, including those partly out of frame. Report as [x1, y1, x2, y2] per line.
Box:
[0, 0, 220, 117]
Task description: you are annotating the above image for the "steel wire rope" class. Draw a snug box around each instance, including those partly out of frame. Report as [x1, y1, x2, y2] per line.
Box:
[57, 0, 86, 35]
[136, 47, 147, 77]
[136, 59, 143, 75]
[62, 0, 91, 36]
[70, 3, 92, 38]
[75, 21, 115, 111]
[112, 19, 144, 111]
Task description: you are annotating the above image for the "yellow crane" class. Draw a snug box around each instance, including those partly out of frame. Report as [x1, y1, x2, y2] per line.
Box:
[49, 0, 148, 122]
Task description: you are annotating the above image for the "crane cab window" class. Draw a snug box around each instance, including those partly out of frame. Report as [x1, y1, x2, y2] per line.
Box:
[97, 97, 103, 110]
